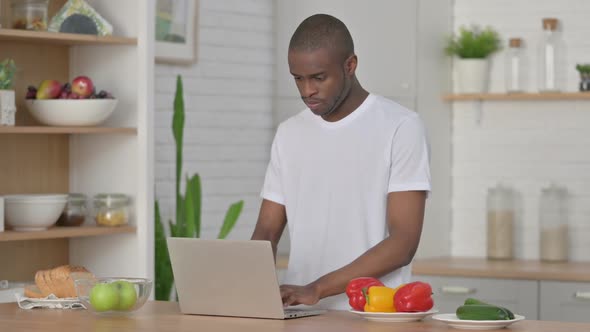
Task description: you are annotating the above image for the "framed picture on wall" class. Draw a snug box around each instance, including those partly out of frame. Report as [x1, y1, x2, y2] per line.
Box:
[155, 0, 198, 65]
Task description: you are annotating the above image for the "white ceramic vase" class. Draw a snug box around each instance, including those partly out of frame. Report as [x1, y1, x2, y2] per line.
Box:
[455, 58, 490, 94]
[0, 89, 17, 126]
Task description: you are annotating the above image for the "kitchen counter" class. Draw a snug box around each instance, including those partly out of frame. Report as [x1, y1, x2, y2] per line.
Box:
[412, 257, 590, 282]
[1, 301, 590, 332]
[277, 256, 590, 282]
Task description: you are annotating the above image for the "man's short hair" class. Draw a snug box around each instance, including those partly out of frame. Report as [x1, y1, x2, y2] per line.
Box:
[289, 14, 354, 63]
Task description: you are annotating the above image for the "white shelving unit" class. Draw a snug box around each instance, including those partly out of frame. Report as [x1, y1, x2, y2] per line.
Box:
[0, 0, 154, 282]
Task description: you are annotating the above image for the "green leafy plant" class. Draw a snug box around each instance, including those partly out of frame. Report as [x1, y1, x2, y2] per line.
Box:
[0, 59, 16, 90]
[576, 64, 590, 74]
[445, 25, 502, 59]
[154, 75, 244, 301]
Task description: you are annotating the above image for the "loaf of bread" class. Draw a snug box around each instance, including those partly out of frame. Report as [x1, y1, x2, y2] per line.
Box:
[24, 265, 94, 298]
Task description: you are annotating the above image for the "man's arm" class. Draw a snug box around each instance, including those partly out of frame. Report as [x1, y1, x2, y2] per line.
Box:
[281, 190, 426, 306]
[251, 199, 288, 260]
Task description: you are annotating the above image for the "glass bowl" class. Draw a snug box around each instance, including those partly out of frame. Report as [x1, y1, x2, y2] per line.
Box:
[74, 277, 152, 315]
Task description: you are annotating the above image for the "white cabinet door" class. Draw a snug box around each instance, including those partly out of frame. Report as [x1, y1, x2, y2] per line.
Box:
[275, 0, 417, 122]
[540, 281, 590, 322]
[416, 275, 538, 320]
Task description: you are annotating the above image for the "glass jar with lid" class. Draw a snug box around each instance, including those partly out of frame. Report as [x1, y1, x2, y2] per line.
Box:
[487, 183, 515, 260]
[539, 184, 569, 262]
[10, 0, 49, 31]
[93, 193, 130, 227]
[56, 193, 87, 227]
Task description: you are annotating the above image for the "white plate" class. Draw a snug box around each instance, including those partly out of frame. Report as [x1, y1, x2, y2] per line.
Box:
[350, 309, 438, 322]
[432, 313, 525, 330]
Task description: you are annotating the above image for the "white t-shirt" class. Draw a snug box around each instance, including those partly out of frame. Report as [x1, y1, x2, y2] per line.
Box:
[261, 94, 431, 310]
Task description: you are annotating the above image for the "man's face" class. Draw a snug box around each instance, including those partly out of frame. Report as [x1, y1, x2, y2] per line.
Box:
[288, 48, 352, 119]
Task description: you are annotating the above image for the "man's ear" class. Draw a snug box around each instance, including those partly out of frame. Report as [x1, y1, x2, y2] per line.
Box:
[345, 55, 358, 76]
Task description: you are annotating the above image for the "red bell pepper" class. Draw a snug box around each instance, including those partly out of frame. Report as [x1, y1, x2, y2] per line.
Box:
[393, 281, 434, 312]
[345, 277, 384, 311]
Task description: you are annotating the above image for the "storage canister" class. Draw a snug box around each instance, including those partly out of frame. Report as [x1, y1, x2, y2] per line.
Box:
[539, 184, 569, 262]
[487, 184, 515, 260]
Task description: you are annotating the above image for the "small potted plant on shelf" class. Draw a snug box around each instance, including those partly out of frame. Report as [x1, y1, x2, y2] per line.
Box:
[445, 25, 502, 94]
[0, 59, 17, 126]
[575, 64, 590, 92]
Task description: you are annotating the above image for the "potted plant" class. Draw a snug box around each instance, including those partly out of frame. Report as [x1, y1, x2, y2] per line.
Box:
[445, 25, 502, 93]
[154, 75, 244, 301]
[575, 64, 590, 92]
[0, 59, 17, 126]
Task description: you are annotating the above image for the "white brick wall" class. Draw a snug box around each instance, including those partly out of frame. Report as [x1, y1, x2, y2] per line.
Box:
[452, 0, 590, 261]
[154, 0, 275, 242]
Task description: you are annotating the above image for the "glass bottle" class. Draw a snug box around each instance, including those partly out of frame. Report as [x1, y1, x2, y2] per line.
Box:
[539, 184, 569, 262]
[505, 38, 525, 93]
[487, 184, 515, 260]
[538, 18, 563, 92]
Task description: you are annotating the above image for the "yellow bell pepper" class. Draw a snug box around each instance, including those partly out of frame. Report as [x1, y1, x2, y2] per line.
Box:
[363, 286, 396, 312]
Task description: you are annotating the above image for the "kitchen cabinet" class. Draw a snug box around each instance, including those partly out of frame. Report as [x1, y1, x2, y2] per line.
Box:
[0, 1, 153, 283]
[540, 281, 590, 323]
[413, 257, 590, 323]
[417, 275, 538, 320]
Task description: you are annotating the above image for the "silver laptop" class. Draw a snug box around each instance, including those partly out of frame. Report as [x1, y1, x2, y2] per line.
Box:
[167, 237, 326, 319]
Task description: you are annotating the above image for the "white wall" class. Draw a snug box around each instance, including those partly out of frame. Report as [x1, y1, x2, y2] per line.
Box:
[154, 0, 275, 243]
[451, 0, 590, 261]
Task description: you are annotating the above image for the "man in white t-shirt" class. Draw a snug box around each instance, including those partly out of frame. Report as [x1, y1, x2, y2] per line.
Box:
[251, 14, 431, 310]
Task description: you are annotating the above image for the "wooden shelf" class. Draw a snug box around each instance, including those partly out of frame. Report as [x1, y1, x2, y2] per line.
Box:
[0, 29, 137, 46]
[0, 126, 137, 134]
[443, 92, 590, 101]
[0, 226, 136, 242]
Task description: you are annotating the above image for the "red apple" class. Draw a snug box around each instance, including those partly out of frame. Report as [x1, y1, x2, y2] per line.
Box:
[71, 76, 94, 98]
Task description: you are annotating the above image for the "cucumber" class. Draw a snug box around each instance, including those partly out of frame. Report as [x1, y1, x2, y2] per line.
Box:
[463, 298, 515, 319]
[464, 298, 487, 306]
[456, 304, 512, 321]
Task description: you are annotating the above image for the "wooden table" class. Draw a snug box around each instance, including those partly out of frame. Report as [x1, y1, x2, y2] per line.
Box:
[1, 301, 590, 331]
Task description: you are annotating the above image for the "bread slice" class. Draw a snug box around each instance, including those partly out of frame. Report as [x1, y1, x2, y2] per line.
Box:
[24, 284, 44, 298]
[42, 269, 57, 297]
[35, 269, 52, 297]
[32, 265, 94, 298]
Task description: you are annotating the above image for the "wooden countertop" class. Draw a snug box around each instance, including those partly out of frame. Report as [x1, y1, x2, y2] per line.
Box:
[278, 256, 590, 282]
[1, 301, 590, 332]
[412, 257, 590, 282]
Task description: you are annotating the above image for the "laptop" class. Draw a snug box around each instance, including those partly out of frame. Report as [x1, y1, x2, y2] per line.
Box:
[167, 237, 326, 319]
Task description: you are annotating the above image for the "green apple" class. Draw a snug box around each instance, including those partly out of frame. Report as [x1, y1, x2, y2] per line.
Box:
[113, 280, 137, 311]
[89, 283, 119, 312]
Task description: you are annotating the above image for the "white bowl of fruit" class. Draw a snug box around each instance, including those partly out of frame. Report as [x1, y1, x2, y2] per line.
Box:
[25, 76, 118, 127]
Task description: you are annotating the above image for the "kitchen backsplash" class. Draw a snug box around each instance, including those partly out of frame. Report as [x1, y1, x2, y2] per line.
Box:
[451, 0, 590, 261]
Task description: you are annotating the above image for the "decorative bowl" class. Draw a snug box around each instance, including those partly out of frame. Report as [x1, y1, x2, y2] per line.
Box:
[25, 99, 118, 126]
